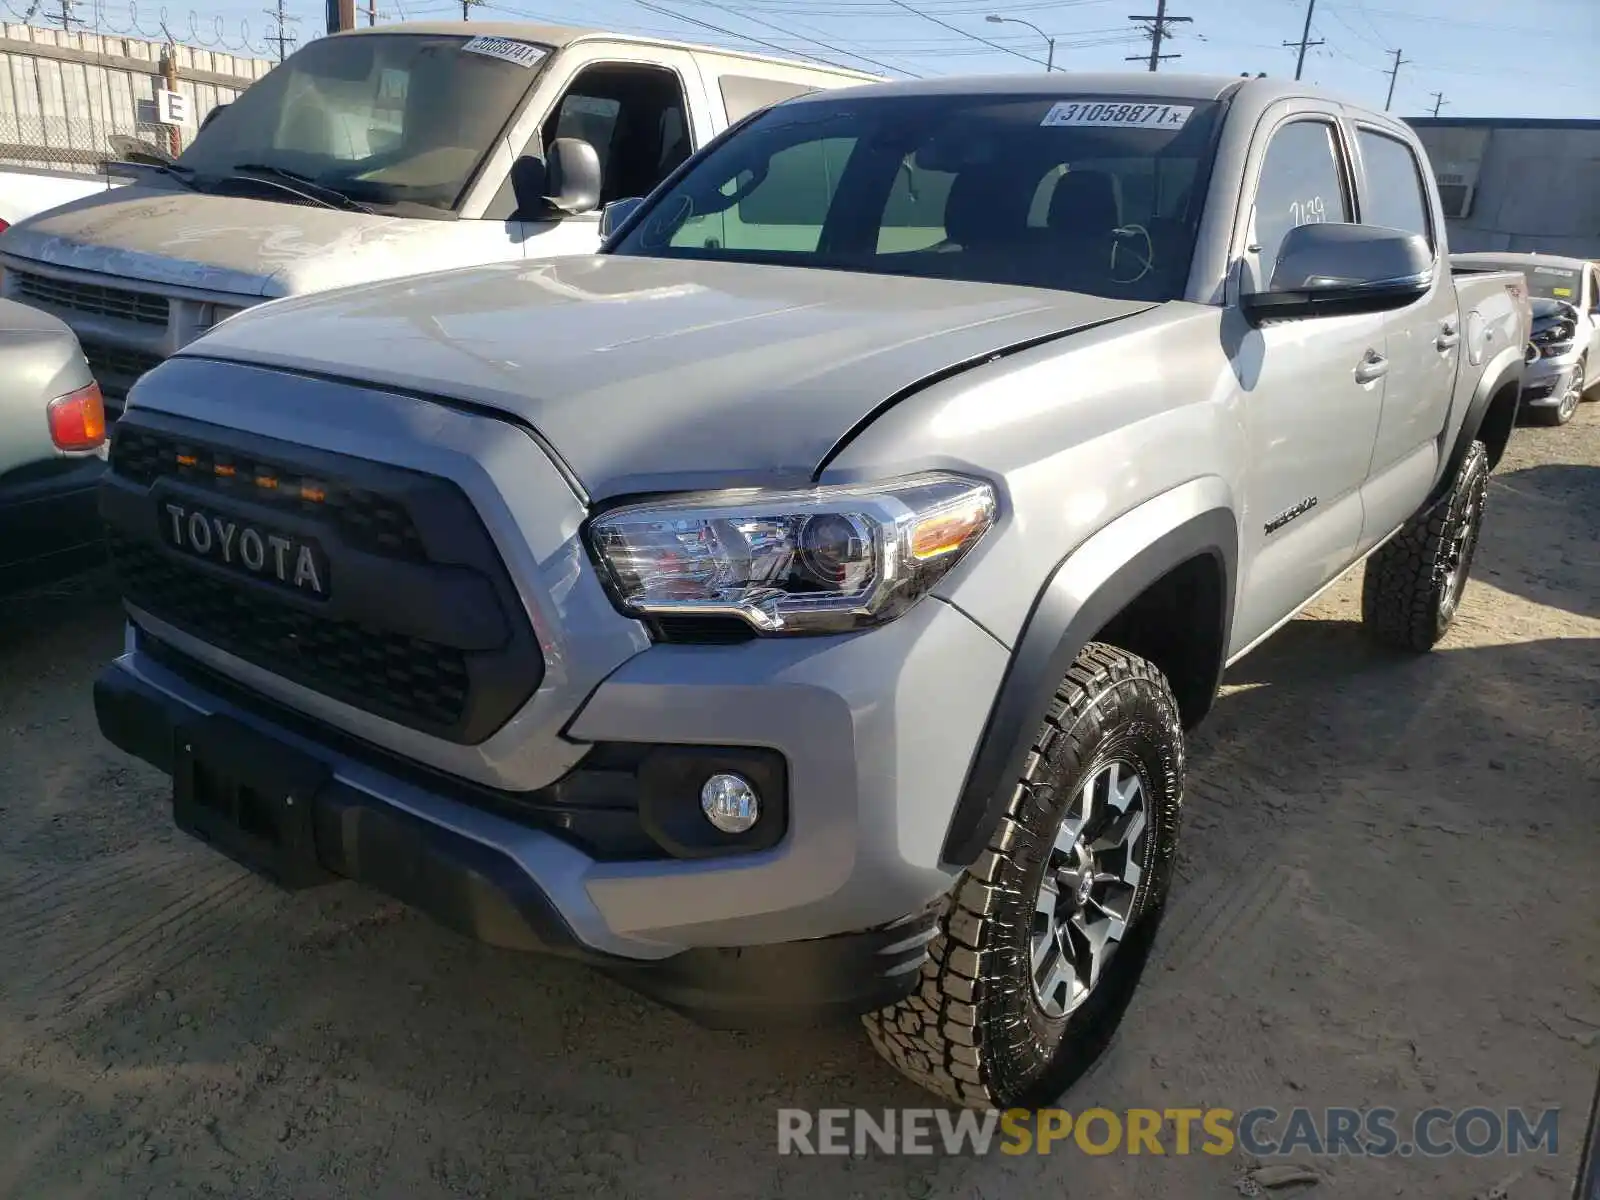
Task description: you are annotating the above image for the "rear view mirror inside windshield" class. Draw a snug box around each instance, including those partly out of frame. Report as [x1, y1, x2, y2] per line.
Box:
[303, 41, 376, 82]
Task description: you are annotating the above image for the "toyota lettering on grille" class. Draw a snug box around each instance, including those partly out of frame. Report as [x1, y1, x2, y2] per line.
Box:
[162, 502, 330, 598]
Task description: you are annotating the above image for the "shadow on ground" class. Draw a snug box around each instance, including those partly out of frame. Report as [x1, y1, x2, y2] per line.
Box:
[2, 610, 1594, 1200]
[1480, 462, 1600, 619]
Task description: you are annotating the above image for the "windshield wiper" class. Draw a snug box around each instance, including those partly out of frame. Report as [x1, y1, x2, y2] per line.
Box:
[226, 163, 376, 214]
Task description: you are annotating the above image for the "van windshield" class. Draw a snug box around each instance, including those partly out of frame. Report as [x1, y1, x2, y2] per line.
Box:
[177, 33, 550, 213]
[610, 92, 1224, 302]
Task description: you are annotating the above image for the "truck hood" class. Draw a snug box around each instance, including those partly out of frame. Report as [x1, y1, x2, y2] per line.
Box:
[177, 255, 1154, 497]
[0, 184, 502, 297]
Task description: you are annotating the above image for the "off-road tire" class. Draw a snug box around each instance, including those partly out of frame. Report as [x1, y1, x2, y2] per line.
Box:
[863, 643, 1184, 1110]
[1361, 438, 1489, 652]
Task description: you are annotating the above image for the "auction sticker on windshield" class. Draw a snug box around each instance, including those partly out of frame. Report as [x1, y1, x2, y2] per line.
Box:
[461, 36, 547, 68]
[1041, 101, 1194, 130]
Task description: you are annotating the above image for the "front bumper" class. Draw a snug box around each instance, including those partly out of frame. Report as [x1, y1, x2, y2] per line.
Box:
[0, 456, 107, 593]
[1520, 357, 1579, 407]
[96, 589, 1006, 1022]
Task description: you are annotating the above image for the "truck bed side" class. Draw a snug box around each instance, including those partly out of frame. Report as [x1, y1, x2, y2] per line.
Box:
[1434, 268, 1532, 495]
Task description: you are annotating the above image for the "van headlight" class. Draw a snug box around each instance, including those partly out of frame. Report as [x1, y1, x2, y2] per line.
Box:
[587, 472, 997, 634]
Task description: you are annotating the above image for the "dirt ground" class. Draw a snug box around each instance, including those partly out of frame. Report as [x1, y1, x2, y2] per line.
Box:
[2, 405, 1596, 1200]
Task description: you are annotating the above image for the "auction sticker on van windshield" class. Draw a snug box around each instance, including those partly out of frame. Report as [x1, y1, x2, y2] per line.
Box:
[461, 36, 547, 69]
[1041, 101, 1194, 130]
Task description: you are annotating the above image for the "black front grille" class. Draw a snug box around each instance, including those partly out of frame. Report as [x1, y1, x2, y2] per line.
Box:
[112, 424, 427, 562]
[111, 531, 471, 728]
[102, 407, 546, 745]
[16, 271, 170, 325]
[82, 341, 164, 407]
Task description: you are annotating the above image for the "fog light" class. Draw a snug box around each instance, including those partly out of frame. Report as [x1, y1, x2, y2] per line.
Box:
[700, 773, 760, 834]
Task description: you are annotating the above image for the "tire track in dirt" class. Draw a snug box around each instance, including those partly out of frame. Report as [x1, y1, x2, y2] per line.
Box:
[0, 842, 277, 1019]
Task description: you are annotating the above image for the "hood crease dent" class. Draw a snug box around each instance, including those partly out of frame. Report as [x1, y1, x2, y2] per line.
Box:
[163, 255, 1157, 498]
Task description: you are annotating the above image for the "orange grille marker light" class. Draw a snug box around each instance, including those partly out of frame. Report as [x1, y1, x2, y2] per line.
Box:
[255, 474, 280, 490]
[301, 484, 327, 503]
[176, 453, 197, 466]
[214, 464, 237, 478]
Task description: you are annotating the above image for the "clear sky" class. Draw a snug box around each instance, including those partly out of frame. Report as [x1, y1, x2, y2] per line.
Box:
[46, 0, 1600, 118]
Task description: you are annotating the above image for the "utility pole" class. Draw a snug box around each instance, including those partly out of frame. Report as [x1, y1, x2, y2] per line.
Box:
[1127, 0, 1191, 72]
[1430, 91, 1447, 117]
[264, 0, 299, 61]
[1383, 47, 1408, 111]
[366, 0, 377, 24]
[1283, 0, 1324, 81]
[53, 0, 81, 30]
[157, 35, 181, 158]
[462, 0, 479, 18]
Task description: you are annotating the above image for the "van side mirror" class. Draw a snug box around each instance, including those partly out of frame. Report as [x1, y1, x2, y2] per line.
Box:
[1242, 223, 1434, 325]
[200, 103, 228, 133]
[599, 197, 644, 240]
[511, 139, 602, 219]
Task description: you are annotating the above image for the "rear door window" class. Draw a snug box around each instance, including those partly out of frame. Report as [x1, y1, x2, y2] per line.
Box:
[1356, 129, 1433, 248]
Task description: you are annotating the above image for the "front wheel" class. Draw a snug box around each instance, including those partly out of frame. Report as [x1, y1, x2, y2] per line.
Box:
[1531, 356, 1585, 425]
[863, 643, 1183, 1110]
[1362, 439, 1489, 652]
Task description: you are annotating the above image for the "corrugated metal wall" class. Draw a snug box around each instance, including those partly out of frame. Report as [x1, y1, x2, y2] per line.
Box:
[0, 24, 274, 171]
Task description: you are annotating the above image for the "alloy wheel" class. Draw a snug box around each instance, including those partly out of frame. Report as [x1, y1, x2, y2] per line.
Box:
[1031, 759, 1150, 1019]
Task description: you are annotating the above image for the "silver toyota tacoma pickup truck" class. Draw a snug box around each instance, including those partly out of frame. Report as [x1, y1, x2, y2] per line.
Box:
[93, 74, 1529, 1109]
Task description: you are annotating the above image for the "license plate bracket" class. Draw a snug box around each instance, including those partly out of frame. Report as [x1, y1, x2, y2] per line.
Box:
[173, 714, 334, 890]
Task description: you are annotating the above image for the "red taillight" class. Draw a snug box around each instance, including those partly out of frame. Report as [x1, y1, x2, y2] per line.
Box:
[0, 218, 9, 234]
[47, 382, 107, 451]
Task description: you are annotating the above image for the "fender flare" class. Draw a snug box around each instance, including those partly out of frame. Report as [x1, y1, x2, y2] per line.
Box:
[940, 480, 1238, 867]
[1429, 346, 1525, 507]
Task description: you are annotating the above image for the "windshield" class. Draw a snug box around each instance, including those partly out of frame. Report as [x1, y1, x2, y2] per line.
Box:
[1470, 260, 1582, 303]
[178, 33, 550, 213]
[610, 92, 1224, 302]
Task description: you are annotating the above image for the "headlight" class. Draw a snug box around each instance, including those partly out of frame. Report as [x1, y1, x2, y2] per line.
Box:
[1540, 340, 1575, 359]
[587, 472, 997, 634]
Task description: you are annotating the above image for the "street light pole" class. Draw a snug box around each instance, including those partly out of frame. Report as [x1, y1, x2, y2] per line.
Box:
[986, 13, 1055, 71]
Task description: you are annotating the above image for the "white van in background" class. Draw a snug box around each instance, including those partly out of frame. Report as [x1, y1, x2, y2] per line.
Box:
[0, 22, 880, 413]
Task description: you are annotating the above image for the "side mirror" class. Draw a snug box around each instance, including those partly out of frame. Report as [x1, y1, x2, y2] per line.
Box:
[1242, 223, 1434, 325]
[599, 196, 645, 240]
[546, 137, 601, 215]
[511, 139, 602, 219]
[200, 103, 228, 134]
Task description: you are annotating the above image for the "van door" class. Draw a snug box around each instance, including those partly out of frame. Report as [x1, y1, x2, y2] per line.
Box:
[464, 42, 715, 256]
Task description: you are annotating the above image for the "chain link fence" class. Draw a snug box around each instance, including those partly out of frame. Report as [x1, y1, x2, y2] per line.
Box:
[0, 112, 192, 174]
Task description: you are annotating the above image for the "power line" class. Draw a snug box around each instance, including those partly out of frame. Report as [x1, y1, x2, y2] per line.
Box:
[884, 0, 1050, 68]
[1283, 0, 1323, 81]
[1126, 0, 1190, 72]
[1382, 46, 1407, 111]
[671, 0, 923, 76]
[263, 0, 297, 60]
[628, 0, 920, 75]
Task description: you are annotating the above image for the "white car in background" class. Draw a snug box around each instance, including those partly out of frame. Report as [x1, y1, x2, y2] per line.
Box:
[0, 164, 127, 236]
[1453, 252, 1600, 425]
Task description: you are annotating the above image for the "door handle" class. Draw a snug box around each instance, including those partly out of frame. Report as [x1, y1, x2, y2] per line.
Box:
[1437, 318, 1461, 350]
[1354, 351, 1389, 384]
